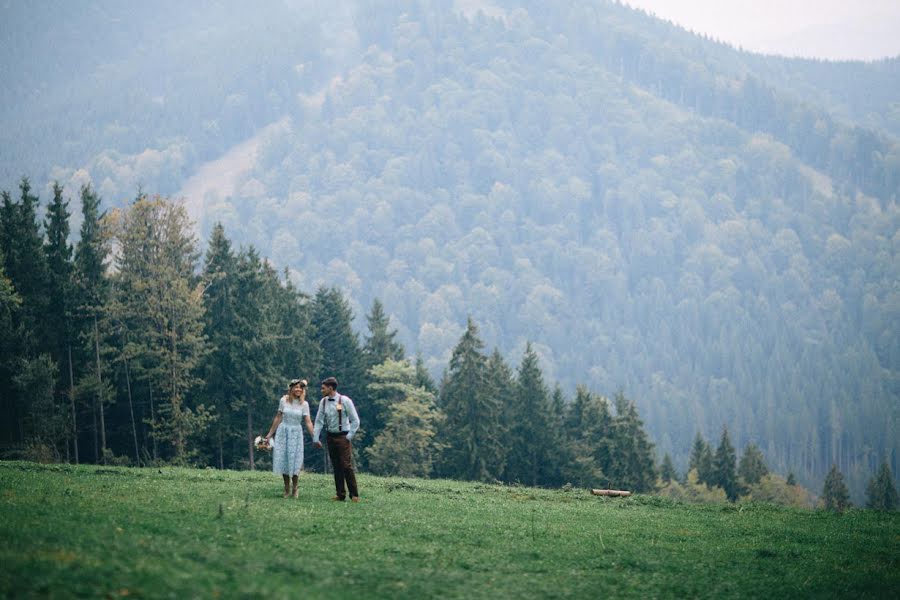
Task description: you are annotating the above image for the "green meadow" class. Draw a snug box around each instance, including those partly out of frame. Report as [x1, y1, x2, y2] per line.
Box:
[1, 461, 897, 599]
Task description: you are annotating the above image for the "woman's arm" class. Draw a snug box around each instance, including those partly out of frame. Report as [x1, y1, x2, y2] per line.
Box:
[265, 406, 283, 440]
[304, 414, 314, 437]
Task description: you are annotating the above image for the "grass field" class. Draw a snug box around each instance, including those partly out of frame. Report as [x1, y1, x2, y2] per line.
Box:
[1, 461, 897, 598]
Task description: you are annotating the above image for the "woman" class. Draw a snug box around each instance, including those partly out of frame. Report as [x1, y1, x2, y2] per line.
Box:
[264, 378, 314, 498]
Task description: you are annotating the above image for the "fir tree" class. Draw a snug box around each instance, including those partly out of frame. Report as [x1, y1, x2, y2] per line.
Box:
[362, 298, 405, 369]
[660, 453, 677, 483]
[437, 318, 503, 481]
[865, 460, 898, 511]
[413, 353, 437, 395]
[786, 472, 797, 486]
[713, 426, 739, 501]
[506, 343, 554, 487]
[43, 182, 77, 462]
[566, 387, 613, 489]
[311, 287, 364, 399]
[485, 348, 515, 478]
[822, 464, 851, 512]
[609, 392, 656, 493]
[738, 443, 768, 486]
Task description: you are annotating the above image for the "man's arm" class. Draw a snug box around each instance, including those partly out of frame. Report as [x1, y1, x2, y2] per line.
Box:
[312, 399, 325, 444]
[345, 397, 360, 440]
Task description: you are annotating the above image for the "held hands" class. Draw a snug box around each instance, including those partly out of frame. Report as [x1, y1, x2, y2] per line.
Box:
[314, 441, 323, 449]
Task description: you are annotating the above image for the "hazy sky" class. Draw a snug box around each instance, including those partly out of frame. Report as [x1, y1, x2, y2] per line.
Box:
[624, 0, 900, 61]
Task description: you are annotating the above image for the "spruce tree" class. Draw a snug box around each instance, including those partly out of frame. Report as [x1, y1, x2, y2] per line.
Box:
[822, 464, 851, 512]
[0, 234, 23, 445]
[311, 287, 364, 399]
[362, 298, 405, 369]
[566, 387, 613, 488]
[865, 460, 898, 511]
[485, 348, 515, 479]
[506, 343, 553, 487]
[413, 353, 437, 395]
[73, 184, 111, 462]
[738, 443, 768, 486]
[43, 182, 77, 461]
[609, 392, 656, 493]
[660, 453, 677, 483]
[714, 426, 739, 501]
[545, 384, 572, 487]
[437, 318, 504, 481]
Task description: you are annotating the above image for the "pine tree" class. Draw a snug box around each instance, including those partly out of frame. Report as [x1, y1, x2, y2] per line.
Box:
[822, 464, 851, 512]
[413, 354, 437, 395]
[43, 182, 77, 462]
[713, 426, 739, 501]
[113, 196, 212, 465]
[437, 318, 504, 481]
[786, 472, 797, 486]
[865, 460, 898, 511]
[609, 392, 656, 493]
[506, 343, 554, 487]
[4, 178, 52, 355]
[738, 443, 768, 486]
[660, 453, 677, 483]
[360, 298, 405, 444]
[311, 287, 364, 399]
[690, 432, 715, 486]
[73, 184, 111, 462]
[566, 387, 613, 489]
[362, 298, 405, 369]
[545, 385, 572, 487]
[0, 234, 23, 445]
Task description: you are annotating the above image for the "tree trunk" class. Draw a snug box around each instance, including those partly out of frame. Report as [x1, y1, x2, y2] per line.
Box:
[94, 315, 107, 463]
[149, 382, 158, 461]
[247, 408, 255, 470]
[67, 342, 78, 464]
[124, 358, 140, 466]
[217, 425, 224, 470]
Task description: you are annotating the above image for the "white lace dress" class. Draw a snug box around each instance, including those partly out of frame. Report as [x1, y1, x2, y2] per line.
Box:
[272, 396, 309, 476]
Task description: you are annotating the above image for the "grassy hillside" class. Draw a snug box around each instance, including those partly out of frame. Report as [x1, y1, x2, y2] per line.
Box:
[1, 461, 896, 598]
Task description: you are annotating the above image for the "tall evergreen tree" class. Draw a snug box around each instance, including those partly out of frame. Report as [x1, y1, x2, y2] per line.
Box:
[413, 353, 437, 395]
[485, 348, 515, 479]
[660, 453, 677, 483]
[609, 392, 656, 493]
[714, 426, 739, 501]
[360, 298, 405, 444]
[43, 182, 77, 462]
[199, 224, 241, 469]
[506, 343, 554, 487]
[822, 464, 851, 512]
[362, 298, 405, 369]
[738, 443, 769, 486]
[565, 386, 613, 488]
[545, 384, 572, 487]
[73, 184, 111, 462]
[0, 234, 23, 445]
[690, 432, 715, 486]
[310, 287, 364, 400]
[114, 195, 212, 465]
[4, 178, 51, 355]
[865, 460, 898, 511]
[437, 318, 504, 481]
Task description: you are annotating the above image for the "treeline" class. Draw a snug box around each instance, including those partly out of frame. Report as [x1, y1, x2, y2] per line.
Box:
[0, 181, 660, 490]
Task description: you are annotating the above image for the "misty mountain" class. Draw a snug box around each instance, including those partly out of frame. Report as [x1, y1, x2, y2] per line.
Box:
[2, 0, 897, 497]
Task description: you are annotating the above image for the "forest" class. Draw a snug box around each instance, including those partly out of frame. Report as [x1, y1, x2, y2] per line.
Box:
[1, 0, 898, 501]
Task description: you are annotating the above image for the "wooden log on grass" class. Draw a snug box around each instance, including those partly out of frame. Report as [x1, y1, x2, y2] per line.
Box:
[591, 489, 632, 497]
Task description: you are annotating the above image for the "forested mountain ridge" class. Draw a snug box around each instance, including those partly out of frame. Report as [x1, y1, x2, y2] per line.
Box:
[1, 0, 897, 498]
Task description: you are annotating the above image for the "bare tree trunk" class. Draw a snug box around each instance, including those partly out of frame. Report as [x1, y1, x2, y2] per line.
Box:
[94, 315, 107, 463]
[248, 408, 255, 470]
[218, 426, 224, 470]
[149, 382, 158, 462]
[124, 359, 140, 466]
[67, 342, 78, 464]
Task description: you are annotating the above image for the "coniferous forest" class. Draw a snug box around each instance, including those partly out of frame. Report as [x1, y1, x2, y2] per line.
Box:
[1, 0, 898, 503]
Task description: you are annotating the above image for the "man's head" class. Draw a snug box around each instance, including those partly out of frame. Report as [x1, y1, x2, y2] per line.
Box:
[320, 376, 338, 397]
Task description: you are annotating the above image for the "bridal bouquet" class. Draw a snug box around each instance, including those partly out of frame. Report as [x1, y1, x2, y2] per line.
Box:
[254, 435, 274, 451]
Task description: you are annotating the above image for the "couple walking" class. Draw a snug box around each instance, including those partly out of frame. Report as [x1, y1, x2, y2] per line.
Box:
[263, 376, 361, 502]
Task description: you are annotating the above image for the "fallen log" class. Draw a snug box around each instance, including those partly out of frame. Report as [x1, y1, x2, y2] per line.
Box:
[591, 489, 631, 497]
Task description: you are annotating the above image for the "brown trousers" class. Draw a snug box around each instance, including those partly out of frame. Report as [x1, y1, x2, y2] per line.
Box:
[327, 433, 358, 499]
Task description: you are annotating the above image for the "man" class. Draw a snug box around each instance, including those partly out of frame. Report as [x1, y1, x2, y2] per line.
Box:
[313, 376, 361, 502]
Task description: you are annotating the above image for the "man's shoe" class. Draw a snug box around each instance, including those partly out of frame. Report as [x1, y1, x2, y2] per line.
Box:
[351, 496, 361, 503]
[331, 496, 345, 501]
